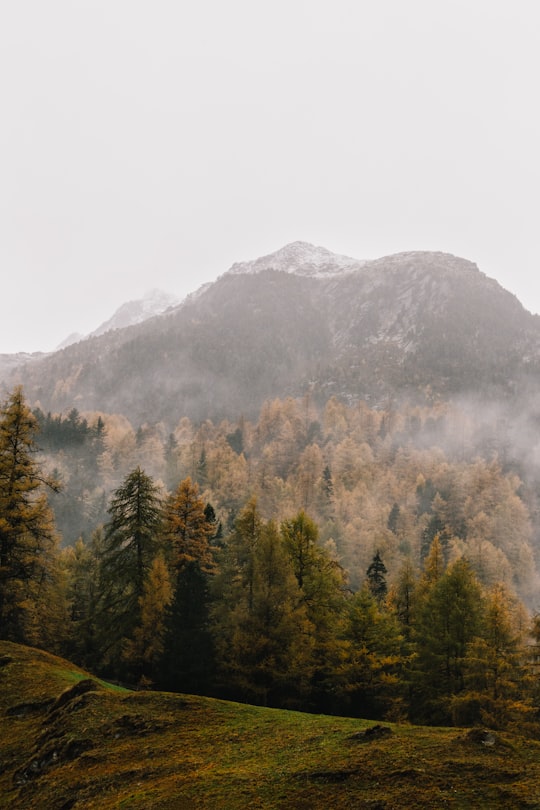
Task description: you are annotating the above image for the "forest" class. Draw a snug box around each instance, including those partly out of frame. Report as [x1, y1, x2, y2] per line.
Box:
[1, 385, 540, 730]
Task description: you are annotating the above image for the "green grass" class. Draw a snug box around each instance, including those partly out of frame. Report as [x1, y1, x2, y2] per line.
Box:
[1, 640, 540, 809]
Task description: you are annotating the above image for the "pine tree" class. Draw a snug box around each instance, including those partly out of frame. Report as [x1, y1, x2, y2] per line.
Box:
[62, 533, 104, 666]
[97, 467, 164, 673]
[366, 550, 388, 603]
[0, 386, 62, 644]
[387, 503, 400, 534]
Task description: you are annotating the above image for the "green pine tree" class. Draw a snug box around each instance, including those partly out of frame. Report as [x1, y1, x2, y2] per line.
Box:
[366, 550, 388, 603]
[97, 467, 164, 674]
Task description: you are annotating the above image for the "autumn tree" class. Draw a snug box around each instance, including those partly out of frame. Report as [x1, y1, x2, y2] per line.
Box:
[211, 497, 264, 697]
[341, 586, 405, 719]
[0, 387, 63, 645]
[410, 556, 483, 724]
[389, 557, 418, 639]
[452, 583, 534, 729]
[165, 477, 214, 573]
[281, 510, 348, 711]
[123, 552, 172, 686]
[213, 517, 313, 707]
[160, 477, 217, 693]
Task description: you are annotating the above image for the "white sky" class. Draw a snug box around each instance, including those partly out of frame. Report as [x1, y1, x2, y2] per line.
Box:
[1, 1, 539, 353]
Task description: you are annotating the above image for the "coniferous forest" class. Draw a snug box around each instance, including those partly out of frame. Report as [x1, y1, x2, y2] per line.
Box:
[2, 385, 540, 732]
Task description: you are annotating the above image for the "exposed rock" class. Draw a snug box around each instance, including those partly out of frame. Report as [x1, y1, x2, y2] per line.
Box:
[47, 679, 100, 715]
[350, 724, 394, 742]
[466, 728, 497, 746]
[6, 699, 54, 718]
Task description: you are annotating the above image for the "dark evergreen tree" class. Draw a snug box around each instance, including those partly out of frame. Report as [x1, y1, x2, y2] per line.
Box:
[97, 467, 164, 674]
[319, 464, 335, 519]
[420, 514, 450, 563]
[62, 531, 105, 667]
[366, 550, 388, 603]
[160, 561, 215, 694]
[387, 502, 400, 534]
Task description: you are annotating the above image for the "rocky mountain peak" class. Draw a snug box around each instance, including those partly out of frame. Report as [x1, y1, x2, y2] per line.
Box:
[226, 241, 364, 278]
[90, 288, 179, 338]
[58, 289, 180, 349]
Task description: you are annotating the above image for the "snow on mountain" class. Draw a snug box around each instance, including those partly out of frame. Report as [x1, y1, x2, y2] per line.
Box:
[226, 241, 365, 278]
[91, 289, 180, 337]
[57, 290, 180, 349]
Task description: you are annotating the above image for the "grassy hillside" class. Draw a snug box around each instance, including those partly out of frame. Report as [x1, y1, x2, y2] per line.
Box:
[1, 642, 540, 809]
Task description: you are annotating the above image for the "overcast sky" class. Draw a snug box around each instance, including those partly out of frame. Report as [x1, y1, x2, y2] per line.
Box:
[1, 1, 539, 353]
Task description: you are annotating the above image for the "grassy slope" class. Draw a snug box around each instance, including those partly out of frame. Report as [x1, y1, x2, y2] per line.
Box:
[1, 642, 540, 809]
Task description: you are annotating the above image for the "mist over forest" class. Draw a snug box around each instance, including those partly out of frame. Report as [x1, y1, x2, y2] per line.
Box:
[3, 246, 540, 733]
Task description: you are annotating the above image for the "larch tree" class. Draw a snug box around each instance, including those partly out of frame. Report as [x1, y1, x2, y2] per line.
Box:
[222, 496, 263, 613]
[160, 477, 217, 693]
[165, 477, 214, 574]
[454, 582, 534, 729]
[410, 557, 483, 724]
[214, 518, 313, 707]
[0, 386, 62, 645]
[389, 557, 418, 639]
[123, 552, 172, 686]
[281, 510, 349, 712]
[342, 586, 405, 720]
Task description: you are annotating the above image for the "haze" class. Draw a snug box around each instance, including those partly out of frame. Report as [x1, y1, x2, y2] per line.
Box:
[1, 1, 539, 354]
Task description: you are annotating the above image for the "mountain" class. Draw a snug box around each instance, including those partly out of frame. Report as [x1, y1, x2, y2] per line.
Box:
[4, 244, 540, 426]
[56, 288, 179, 349]
[89, 288, 179, 338]
[226, 240, 364, 277]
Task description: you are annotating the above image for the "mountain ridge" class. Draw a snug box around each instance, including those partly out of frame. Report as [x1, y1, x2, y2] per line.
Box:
[3, 243, 540, 426]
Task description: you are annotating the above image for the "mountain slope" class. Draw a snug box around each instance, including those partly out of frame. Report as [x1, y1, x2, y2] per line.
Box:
[2, 641, 540, 810]
[6, 244, 540, 426]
